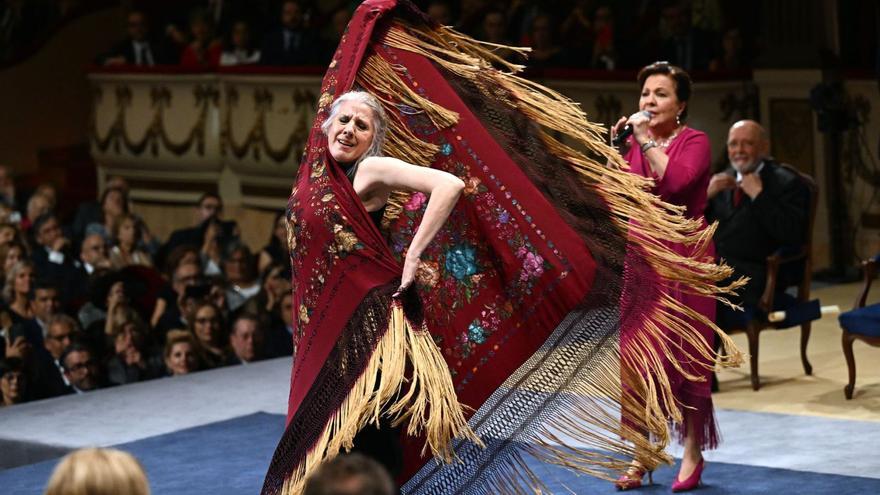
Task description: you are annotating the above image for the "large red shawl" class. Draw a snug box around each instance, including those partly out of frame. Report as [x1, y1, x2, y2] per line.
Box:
[263, 2, 742, 493]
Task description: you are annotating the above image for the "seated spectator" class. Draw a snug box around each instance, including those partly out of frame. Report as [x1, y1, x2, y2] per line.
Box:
[0, 357, 28, 406]
[33, 183, 58, 212]
[164, 329, 201, 376]
[223, 241, 260, 312]
[106, 308, 163, 385]
[109, 213, 153, 269]
[160, 192, 239, 275]
[180, 8, 222, 67]
[99, 9, 174, 66]
[220, 20, 260, 66]
[264, 291, 294, 358]
[45, 448, 151, 495]
[260, 0, 319, 66]
[526, 14, 572, 69]
[0, 241, 28, 298]
[84, 186, 128, 242]
[151, 261, 203, 335]
[79, 233, 111, 277]
[257, 262, 291, 313]
[426, 0, 454, 26]
[478, 10, 520, 63]
[31, 213, 80, 301]
[0, 222, 19, 246]
[3, 260, 35, 323]
[258, 211, 288, 274]
[590, 5, 617, 70]
[658, 3, 716, 71]
[229, 313, 264, 364]
[60, 341, 105, 393]
[709, 27, 747, 72]
[0, 164, 17, 209]
[32, 314, 82, 397]
[78, 269, 125, 335]
[706, 120, 810, 325]
[303, 453, 395, 495]
[30, 279, 63, 343]
[187, 300, 232, 368]
[71, 176, 129, 243]
[319, 7, 351, 63]
[21, 192, 51, 233]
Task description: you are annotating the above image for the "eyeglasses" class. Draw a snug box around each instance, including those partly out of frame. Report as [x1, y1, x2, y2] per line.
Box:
[66, 360, 97, 373]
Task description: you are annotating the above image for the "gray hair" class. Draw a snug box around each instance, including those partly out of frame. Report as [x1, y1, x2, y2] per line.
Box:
[321, 91, 388, 166]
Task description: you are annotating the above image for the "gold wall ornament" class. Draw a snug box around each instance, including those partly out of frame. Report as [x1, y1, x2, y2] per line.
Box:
[221, 85, 316, 163]
[90, 83, 216, 157]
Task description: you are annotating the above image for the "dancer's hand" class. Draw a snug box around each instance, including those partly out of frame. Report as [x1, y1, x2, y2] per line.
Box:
[394, 254, 421, 297]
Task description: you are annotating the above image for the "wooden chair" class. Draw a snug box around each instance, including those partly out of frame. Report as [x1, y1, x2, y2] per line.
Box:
[724, 164, 819, 391]
[840, 256, 880, 399]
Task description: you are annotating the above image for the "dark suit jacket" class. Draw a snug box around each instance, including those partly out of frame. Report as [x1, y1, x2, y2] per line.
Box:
[705, 160, 810, 305]
[98, 37, 177, 65]
[259, 27, 319, 66]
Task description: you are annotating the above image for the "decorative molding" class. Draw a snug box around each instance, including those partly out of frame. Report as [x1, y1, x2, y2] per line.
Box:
[91, 83, 218, 157]
[221, 86, 317, 163]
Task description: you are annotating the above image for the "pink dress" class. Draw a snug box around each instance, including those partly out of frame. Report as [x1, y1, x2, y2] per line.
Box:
[623, 127, 719, 449]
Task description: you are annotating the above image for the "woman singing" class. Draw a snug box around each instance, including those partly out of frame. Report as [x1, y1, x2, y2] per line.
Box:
[612, 62, 717, 492]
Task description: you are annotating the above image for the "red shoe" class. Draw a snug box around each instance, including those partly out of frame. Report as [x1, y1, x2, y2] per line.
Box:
[614, 465, 653, 491]
[671, 458, 705, 492]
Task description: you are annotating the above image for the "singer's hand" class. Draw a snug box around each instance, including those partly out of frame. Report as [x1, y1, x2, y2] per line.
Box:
[610, 116, 629, 149]
[627, 111, 652, 145]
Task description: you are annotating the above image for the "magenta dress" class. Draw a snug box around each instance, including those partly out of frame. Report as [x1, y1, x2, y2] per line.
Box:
[623, 127, 719, 449]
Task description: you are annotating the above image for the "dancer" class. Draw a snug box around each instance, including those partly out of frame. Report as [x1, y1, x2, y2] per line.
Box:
[612, 62, 720, 492]
[264, 2, 742, 494]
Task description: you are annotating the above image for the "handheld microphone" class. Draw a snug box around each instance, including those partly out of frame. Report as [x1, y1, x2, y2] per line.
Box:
[612, 111, 652, 146]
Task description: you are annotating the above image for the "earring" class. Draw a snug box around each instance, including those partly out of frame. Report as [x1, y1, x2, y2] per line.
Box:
[676, 113, 682, 126]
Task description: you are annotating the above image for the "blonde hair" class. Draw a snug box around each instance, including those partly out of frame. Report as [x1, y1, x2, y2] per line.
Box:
[44, 448, 150, 495]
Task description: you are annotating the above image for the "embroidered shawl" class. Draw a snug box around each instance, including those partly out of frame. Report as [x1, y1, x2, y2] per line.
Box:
[263, 1, 743, 493]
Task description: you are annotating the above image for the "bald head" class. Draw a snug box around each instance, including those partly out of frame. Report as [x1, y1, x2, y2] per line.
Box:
[727, 120, 769, 173]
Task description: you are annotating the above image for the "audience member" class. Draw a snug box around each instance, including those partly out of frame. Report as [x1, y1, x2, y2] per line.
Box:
[0, 164, 18, 209]
[220, 19, 260, 66]
[44, 448, 151, 495]
[229, 313, 264, 364]
[526, 13, 570, 69]
[79, 233, 110, 277]
[32, 314, 81, 397]
[160, 192, 239, 274]
[259, 0, 318, 66]
[71, 176, 129, 242]
[303, 453, 395, 495]
[0, 357, 28, 406]
[657, 3, 716, 71]
[187, 300, 231, 368]
[265, 291, 294, 358]
[109, 213, 153, 269]
[180, 8, 223, 67]
[705, 120, 810, 325]
[3, 260, 35, 323]
[257, 262, 291, 313]
[106, 308, 163, 385]
[257, 212, 288, 274]
[164, 329, 201, 376]
[60, 341, 105, 393]
[100, 9, 173, 66]
[318, 8, 351, 63]
[426, 0, 455, 26]
[709, 27, 747, 72]
[22, 192, 51, 233]
[152, 261, 203, 336]
[477, 9, 519, 63]
[31, 213, 80, 300]
[85, 186, 128, 241]
[223, 241, 260, 312]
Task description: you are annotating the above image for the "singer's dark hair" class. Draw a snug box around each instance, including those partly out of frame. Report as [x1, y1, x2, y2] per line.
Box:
[637, 61, 692, 122]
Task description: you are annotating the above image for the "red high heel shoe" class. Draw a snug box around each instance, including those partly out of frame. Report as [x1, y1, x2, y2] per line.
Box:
[671, 458, 705, 492]
[615, 464, 654, 491]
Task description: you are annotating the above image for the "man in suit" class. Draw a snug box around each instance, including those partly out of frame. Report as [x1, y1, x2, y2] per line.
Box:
[99, 10, 175, 66]
[259, 0, 318, 66]
[705, 120, 810, 320]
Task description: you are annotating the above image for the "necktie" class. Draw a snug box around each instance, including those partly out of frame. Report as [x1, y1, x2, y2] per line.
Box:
[733, 187, 743, 208]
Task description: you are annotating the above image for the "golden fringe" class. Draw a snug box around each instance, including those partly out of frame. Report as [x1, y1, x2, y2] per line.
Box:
[378, 19, 746, 483]
[281, 301, 482, 494]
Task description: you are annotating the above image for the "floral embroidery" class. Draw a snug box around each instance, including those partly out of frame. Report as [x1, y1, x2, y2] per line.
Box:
[445, 244, 478, 280]
[332, 224, 363, 254]
[417, 261, 440, 288]
[404, 192, 427, 211]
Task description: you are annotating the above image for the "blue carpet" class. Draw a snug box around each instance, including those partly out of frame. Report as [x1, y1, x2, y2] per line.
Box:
[1, 412, 878, 495]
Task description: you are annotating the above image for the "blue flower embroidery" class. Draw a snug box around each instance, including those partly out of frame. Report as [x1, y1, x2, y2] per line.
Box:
[468, 321, 487, 344]
[445, 244, 478, 280]
[441, 143, 453, 156]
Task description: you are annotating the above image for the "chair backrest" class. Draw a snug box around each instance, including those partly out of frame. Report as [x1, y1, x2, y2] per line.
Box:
[779, 163, 819, 297]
